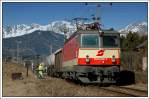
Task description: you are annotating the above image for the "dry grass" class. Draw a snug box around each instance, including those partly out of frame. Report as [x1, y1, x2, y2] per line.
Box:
[2, 62, 39, 96]
[2, 62, 115, 96]
[2, 62, 148, 97]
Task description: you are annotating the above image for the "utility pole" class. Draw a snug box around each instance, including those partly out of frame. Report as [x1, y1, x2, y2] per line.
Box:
[50, 44, 53, 55]
[50, 23, 54, 32]
[62, 24, 68, 42]
[95, 4, 101, 23]
[9, 48, 15, 62]
[16, 40, 22, 63]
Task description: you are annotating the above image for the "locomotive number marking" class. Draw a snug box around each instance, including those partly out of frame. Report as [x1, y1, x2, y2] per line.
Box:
[94, 58, 105, 60]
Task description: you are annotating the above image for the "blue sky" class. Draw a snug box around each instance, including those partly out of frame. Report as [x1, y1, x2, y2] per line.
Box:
[3, 2, 148, 30]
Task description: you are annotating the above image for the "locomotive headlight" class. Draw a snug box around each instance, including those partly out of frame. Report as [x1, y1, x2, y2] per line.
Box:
[86, 55, 90, 63]
[112, 55, 116, 63]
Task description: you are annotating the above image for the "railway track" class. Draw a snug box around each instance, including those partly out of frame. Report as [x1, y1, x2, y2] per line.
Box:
[118, 86, 147, 92]
[100, 86, 148, 97]
[50, 77, 148, 97]
[69, 81, 148, 97]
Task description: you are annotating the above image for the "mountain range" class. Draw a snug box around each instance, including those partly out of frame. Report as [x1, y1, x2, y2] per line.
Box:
[2, 21, 148, 58]
[2, 30, 64, 58]
[119, 21, 148, 36]
[2, 21, 77, 38]
[3, 21, 148, 38]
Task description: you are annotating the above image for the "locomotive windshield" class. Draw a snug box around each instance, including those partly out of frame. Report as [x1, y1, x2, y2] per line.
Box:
[81, 34, 99, 48]
[103, 35, 119, 47]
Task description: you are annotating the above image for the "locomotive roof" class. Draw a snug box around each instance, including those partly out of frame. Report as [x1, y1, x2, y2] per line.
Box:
[77, 29, 120, 34]
[65, 29, 120, 43]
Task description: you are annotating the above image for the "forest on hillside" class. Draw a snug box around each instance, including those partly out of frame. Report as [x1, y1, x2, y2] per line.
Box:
[120, 31, 148, 71]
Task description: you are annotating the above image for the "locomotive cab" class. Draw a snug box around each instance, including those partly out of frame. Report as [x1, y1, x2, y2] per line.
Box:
[61, 28, 121, 83]
[80, 30, 120, 48]
[75, 30, 121, 83]
[78, 30, 120, 66]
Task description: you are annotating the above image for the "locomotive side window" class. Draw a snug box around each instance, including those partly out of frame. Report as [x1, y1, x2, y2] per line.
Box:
[81, 34, 99, 48]
[103, 35, 119, 47]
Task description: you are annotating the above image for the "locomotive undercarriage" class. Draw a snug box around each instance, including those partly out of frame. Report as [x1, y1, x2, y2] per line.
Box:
[60, 65, 120, 84]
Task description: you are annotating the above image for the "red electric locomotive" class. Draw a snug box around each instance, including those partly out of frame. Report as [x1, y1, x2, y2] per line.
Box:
[51, 21, 121, 84]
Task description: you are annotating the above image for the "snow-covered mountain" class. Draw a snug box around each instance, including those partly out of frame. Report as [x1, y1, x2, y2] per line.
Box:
[119, 22, 148, 36]
[3, 30, 65, 56]
[3, 21, 148, 38]
[2, 21, 77, 38]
